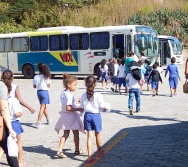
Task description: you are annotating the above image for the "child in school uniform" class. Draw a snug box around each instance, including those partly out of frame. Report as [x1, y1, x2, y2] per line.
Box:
[148, 64, 162, 96]
[32, 63, 52, 128]
[80, 76, 108, 163]
[165, 57, 181, 97]
[117, 58, 126, 94]
[54, 73, 85, 158]
[144, 59, 152, 91]
[111, 58, 119, 92]
[99, 59, 109, 89]
[2, 70, 26, 167]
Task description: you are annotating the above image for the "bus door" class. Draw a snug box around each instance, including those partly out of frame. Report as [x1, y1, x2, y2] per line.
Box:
[0, 53, 8, 73]
[112, 34, 124, 58]
[124, 34, 132, 58]
[159, 40, 171, 65]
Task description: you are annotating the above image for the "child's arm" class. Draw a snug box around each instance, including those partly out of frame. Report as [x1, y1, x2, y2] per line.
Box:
[13, 98, 23, 117]
[159, 72, 163, 83]
[66, 105, 84, 112]
[47, 84, 50, 88]
[165, 66, 169, 77]
[14, 112, 22, 117]
[15, 87, 35, 114]
[147, 71, 152, 82]
[176, 66, 181, 81]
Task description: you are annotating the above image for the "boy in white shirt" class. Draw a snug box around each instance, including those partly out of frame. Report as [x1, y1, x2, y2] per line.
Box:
[126, 72, 141, 115]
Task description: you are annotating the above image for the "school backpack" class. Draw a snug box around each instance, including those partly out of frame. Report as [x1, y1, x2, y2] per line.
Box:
[129, 61, 141, 80]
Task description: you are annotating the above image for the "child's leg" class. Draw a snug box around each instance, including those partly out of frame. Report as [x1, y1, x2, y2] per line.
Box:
[152, 88, 156, 95]
[95, 132, 101, 152]
[43, 106, 50, 122]
[72, 130, 79, 152]
[37, 104, 46, 122]
[170, 87, 173, 95]
[17, 134, 24, 165]
[57, 130, 70, 152]
[174, 88, 177, 95]
[87, 131, 93, 160]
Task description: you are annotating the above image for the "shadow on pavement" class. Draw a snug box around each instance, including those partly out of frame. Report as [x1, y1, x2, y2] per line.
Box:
[79, 121, 188, 167]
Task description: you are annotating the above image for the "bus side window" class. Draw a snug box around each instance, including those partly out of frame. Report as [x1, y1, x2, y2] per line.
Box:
[0, 38, 11, 52]
[69, 33, 89, 50]
[30, 36, 48, 51]
[49, 34, 68, 51]
[90, 32, 109, 50]
[12, 37, 29, 52]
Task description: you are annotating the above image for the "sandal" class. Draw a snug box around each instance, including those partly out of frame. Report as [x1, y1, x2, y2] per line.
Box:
[56, 151, 67, 158]
[87, 157, 96, 163]
[75, 149, 85, 155]
[98, 148, 105, 158]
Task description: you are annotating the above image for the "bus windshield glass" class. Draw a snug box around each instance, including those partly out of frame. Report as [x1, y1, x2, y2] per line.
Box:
[134, 33, 157, 57]
[170, 39, 182, 55]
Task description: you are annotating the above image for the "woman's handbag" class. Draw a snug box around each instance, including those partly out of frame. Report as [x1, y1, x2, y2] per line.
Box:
[183, 79, 188, 94]
[0, 115, 4, 141]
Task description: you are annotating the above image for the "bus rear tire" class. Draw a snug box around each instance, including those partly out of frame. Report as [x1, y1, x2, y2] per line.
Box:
[23, 64, 35, 79]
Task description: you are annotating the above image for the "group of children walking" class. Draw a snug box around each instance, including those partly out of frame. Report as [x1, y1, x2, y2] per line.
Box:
[1, 63, 109, 165]
[99, 53, 181, 115]
[0, 55, 181, 165]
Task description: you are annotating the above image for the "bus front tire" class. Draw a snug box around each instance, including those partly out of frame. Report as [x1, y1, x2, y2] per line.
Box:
[23, 64, 35, 79]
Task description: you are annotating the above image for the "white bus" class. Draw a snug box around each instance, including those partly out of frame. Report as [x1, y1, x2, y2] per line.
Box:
[158, 35, 183, 65]
[0, 25, 159, 79]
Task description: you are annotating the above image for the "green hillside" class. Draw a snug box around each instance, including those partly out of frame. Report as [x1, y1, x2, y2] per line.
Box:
[0, 0, 188, 47]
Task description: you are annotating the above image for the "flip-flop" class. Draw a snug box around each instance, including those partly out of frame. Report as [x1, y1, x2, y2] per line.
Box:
[87, 157, 96, 163]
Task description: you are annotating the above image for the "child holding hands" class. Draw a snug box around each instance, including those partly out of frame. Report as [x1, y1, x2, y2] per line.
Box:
[80, 76, 108, 163]
[54, 73, 85, 158]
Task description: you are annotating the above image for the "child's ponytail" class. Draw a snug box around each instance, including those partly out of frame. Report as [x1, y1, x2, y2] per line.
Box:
[38, 63, 51, 79]
[85, 76, 96, 101]
[2, 70, 13, 93]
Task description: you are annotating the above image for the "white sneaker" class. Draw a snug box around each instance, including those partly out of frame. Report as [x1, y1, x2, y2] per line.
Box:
[36, 122, 45, 129]
[105, 86, 109, 89]
[46, 119, 53, 125]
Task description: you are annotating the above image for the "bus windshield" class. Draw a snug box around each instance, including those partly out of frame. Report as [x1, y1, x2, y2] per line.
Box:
[170, 39, 182, 55]
[134, 33, 157, 57]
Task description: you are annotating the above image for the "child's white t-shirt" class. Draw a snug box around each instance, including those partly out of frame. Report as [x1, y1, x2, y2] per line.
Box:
[60, 90, 75, 113]
[32, 74, 51, 90]
[8, 97, 22, 121]
[80, 92, 105, 113]
[100, 64, 108, 73]
[118, 65, 125, 78]
[113, 64, 119, 76]
[126, 73, 140, 89]
[9, 84, 17, 98]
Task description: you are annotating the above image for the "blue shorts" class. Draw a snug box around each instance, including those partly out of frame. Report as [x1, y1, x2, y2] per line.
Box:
[118, 78, 126, 87]
[37, 90, 50, 104]
[84, 113, 102, 133]
[11, 121, 24, 137]
[101, 72, 108, 81]
[169, 77, 178, 89]
[112, 76, 119, 84]
[151, 81, 159, 89]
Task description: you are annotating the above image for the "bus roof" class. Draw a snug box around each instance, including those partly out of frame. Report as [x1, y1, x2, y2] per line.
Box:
[0, 25, 153, 38]
[158, 35, 180, 41]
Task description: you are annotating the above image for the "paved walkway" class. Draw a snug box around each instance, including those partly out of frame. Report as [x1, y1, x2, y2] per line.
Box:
[1, 63, 188, 167]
